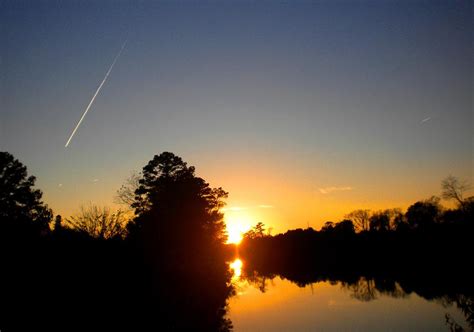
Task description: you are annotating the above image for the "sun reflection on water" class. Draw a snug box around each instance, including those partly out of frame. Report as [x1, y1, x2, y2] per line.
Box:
[229, 258, 243, 280]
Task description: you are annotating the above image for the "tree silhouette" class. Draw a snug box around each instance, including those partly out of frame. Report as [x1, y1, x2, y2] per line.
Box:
[345, 209, 371, 232]
[53, 215, 63, 232]
[244, 222, 267, 239]
[385, 208, 405, 231]
[123, 152, 233, 330]
[405, 196, 441, 230]
[334, 219, 355, 234]
[321, 220, 355, 234]
[128, 152, 228, 247]
[369, 211, 390, 232]
[321, 221, 335, 232]
[0, 151, 52, 234]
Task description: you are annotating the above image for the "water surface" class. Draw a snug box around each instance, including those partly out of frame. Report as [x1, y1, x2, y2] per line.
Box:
[228, 259, 470, 331]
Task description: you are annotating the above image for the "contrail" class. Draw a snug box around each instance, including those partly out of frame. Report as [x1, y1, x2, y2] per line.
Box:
[65, 39, 128, 147]
[420, 116, 432, 124]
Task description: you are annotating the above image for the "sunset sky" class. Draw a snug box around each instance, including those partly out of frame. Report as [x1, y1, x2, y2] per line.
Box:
[2, 1, 472, 234]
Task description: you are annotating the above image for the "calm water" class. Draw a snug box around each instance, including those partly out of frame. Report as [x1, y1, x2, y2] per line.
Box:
[227, 259, 469, 331]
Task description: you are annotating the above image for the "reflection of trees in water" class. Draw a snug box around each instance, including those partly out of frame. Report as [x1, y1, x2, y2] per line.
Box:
[457, 296, 474, 328]
[446, 314, 465, 332]
[443, 295, 474, 331]
[341, 277, 377, 301]
[240, 265, 474, 331]
[145, 255, 235, 331]
[242, 270, 276, 293]
[341, 277, 407, 302]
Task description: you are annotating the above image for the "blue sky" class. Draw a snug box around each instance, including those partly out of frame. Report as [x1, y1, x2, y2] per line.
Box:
[1, 0, 472, 231]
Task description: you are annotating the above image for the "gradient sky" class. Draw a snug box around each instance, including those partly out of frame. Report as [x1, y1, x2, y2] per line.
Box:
[2, 0, 472, 233]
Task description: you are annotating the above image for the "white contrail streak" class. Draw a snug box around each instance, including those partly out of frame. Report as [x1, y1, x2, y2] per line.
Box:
[420, 116, 432, 124]
[65, 39, 128, 147]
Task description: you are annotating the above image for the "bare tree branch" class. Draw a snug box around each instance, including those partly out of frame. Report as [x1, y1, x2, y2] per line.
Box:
[66, 204, 129, 240]
[441, 175, 471, 206]
[345, 209, 371, 232]
[114, 171, 141, 208]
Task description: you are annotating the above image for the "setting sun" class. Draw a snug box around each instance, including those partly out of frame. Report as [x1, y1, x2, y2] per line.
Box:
[226, 222, 250, 244]
[224, 209, 253, 244]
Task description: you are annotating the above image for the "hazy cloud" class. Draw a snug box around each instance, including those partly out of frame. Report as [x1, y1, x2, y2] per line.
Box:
[221, 206, 246, 212]
[319, 186, 353, 194]
[258, 205, 274, 208]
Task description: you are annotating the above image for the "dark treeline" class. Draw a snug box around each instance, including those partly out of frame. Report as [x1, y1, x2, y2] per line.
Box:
[0, 151, 234, 331]
[239, 189, 473, 274]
